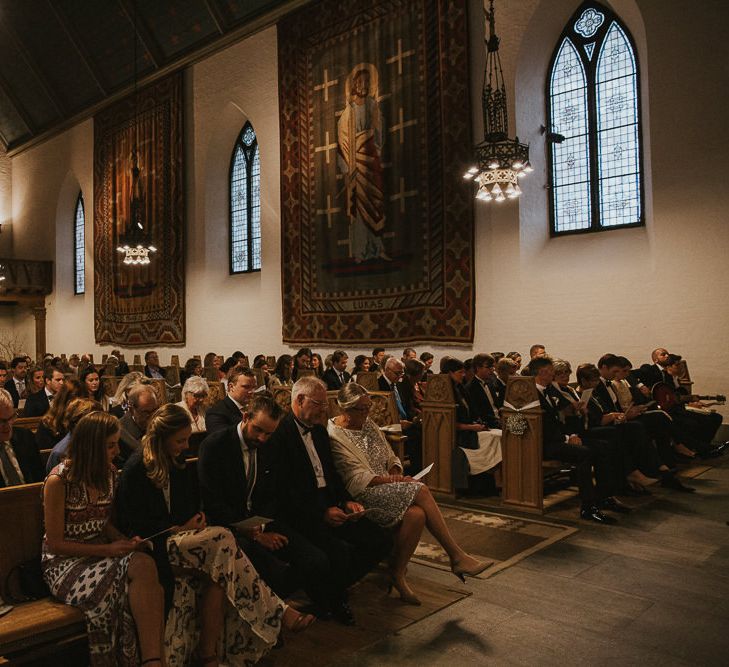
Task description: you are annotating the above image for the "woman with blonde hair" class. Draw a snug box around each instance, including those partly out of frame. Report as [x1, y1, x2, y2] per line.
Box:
[43, 412, 166, 666]
[117, 404, 313, 666]
[328, 383, 489, 606]
[176, 375, 209, 432]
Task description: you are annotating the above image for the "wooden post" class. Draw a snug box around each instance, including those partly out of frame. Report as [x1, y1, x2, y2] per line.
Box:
[31, 305, 46, 360]
[170, 355, 180, 367]
[501, 376, 545, 513]
[421, 374, 455, 495]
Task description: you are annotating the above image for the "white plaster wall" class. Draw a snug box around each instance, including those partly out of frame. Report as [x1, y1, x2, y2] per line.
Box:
[4, 3, 728, 417]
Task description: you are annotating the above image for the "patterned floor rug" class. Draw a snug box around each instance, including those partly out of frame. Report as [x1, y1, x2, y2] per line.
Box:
[412, 504, 577, 579]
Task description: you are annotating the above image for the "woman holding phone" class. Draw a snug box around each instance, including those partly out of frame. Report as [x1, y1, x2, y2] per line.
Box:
[117, 403, 313, 666]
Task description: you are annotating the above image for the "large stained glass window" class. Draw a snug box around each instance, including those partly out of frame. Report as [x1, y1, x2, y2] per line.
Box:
[230, 121, 261, 273]
[547, 2, 643, 235]
[74, 192, 85, 294]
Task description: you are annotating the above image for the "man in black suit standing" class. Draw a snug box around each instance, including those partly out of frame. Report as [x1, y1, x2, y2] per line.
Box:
[0, 389, 43, 487]
[24, 367, 65, 417]
[264, 376, 392, 625]
[466, 353, 501, 428]
[205, 368, 258, 433]
[322, 350, 351, 391]
[5, 357, 28, 408]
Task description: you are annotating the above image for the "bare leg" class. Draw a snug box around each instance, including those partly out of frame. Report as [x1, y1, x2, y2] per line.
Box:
[412, 487, 485, 573]
[127, 552, 166, 665]
[197, 580, 225, 663]
[389, 506, 425, 604]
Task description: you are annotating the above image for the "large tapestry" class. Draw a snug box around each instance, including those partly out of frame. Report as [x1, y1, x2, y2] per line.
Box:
[279, 0, 474, 344]
[94, 72, 185, 346]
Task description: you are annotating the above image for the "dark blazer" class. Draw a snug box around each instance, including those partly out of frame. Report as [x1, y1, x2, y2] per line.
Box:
[118, 413, 144, 466]
[537, 389, 570, 459]
[592, 379, 620, 412]
[490, 378, 507, 409]
[637, 363, 663, 389]
[114, 361, 131, 377]
[143, 365, 165, 379]
[23, 390, 51, 417]
[205, 396, 243, 434]
[465, 378, 500, 428]
[117, 450, 200, 611]
[265, 412, 350, 537]
[5, 379, 22, 408]
[322, 368, 351, 391]
[0, 427, 44, 487]
[398, 378, 421, 420]
[378, 375, 393, 392]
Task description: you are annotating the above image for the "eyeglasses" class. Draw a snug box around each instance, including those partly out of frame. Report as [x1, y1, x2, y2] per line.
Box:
[0, 413, 18, 427]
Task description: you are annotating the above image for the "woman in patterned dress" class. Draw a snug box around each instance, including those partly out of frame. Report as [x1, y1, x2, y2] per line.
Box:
[328, 383, 490, 606]
[117, 403, 314, 666]
[42, 411, 166, 667]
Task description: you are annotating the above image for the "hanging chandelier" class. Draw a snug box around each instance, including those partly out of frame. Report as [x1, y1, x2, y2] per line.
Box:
[463, 0, 531, 202]
[116, 0, 156, 266]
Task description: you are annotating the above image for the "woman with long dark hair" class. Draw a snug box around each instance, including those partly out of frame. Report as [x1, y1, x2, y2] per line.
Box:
[79, 366, 110, 412]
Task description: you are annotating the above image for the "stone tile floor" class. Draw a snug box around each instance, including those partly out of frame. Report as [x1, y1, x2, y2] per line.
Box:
[338, 458, 729, 666]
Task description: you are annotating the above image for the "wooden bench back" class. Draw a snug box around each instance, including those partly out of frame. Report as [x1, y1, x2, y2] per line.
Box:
[203, 381, 226, 409]
[252, 368, 266, 388]
[0, 483, 43, 600]
[421, 374, 456, 494]
[271, 387, 292, 413]
[14, 416, 42, 433]
[354, 371, 379, 391]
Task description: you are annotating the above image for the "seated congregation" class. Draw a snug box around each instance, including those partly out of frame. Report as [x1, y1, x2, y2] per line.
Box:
[0, 343, 725, 665]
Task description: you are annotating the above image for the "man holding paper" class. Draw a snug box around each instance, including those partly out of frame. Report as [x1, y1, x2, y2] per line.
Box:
[263, 376, 393, 626]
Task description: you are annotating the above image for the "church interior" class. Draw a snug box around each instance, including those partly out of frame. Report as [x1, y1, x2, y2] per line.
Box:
[0, 0, 728, 664]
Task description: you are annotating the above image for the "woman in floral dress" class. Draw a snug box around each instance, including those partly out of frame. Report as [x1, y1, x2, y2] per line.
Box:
[42, 411, 166, 667]
[117, 403, 314, 666]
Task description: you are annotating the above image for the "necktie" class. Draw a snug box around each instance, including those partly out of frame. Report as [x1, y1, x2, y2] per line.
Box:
[392, 384, 407, 419]
[294, 418, 314, 435]
[245, 447, 257, 510]
[0, 443, 23, 486]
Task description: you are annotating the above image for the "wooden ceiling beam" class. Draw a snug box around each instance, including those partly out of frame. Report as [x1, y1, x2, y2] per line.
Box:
[0, 69, 35, 138]
[203, 0, 227, 35]
[0, 23, 65, 118]
[47, 0, 108, 97]
[116, 0, 165, 70]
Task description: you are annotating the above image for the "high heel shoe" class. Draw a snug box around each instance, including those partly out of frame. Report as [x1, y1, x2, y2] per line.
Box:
[386, 572, 422, 605]
[451, 555, 491, 582]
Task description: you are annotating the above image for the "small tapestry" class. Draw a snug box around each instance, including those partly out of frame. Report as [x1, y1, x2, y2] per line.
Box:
[94, 72, 185, 346]
[279, 0, 474, 344]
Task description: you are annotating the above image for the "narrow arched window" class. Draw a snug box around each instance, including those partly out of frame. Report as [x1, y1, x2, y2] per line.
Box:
[74, 192, 85, 294]
[546, 2, 643, 235]
[230, 122, 261, 273]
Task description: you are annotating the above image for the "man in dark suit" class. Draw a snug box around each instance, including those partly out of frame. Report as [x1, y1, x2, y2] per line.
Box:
[466, 353, 501, 428]
[263, 376, 392, 625]
[118, 385, 158, 465]
[322, 350, 351, 391]
[492, 358, 517, 409]
[529, 357, 616, 524]
[635, 347, 669, 389]
[205, 368, 258, 433]
[143, 350, 165, 380]
[5, 357, 28, 409]
[23, 367, 65, 417]
[378, 358, 409, 420]
[198, 394, 298, 598]
[370, 347, 386, 374]
[0, 389, 43, 487]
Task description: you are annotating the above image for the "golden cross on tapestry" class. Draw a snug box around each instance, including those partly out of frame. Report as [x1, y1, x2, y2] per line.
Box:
[279, 0, 475, 344]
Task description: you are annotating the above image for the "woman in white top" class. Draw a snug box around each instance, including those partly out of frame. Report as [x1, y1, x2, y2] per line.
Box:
[176, 376, 209, 433]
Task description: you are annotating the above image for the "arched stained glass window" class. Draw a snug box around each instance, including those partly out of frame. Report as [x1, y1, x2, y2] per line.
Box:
[230, 122, 261, 273]
[74, 192, 85, 294]
[547, 2, 643, 235]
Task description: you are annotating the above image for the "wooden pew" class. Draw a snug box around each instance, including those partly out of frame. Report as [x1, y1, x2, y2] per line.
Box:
[500, 376, 546, 513]
[203, 381, 226, 409]
[0, 483, 85, 663]
[420, 375, 457, 495]
[252, 368, 266, 388]
[14, 417, 42, 433]
[354, 371, 379, 391]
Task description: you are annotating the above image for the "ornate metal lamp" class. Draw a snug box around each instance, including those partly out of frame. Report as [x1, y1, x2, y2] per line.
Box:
[463, 0, 531, 202]
[116, 0, 156, 265]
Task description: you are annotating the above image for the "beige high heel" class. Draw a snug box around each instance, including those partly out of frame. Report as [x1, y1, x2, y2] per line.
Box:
[451, 555, 490, 582]
[386, 572, 422, 605]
